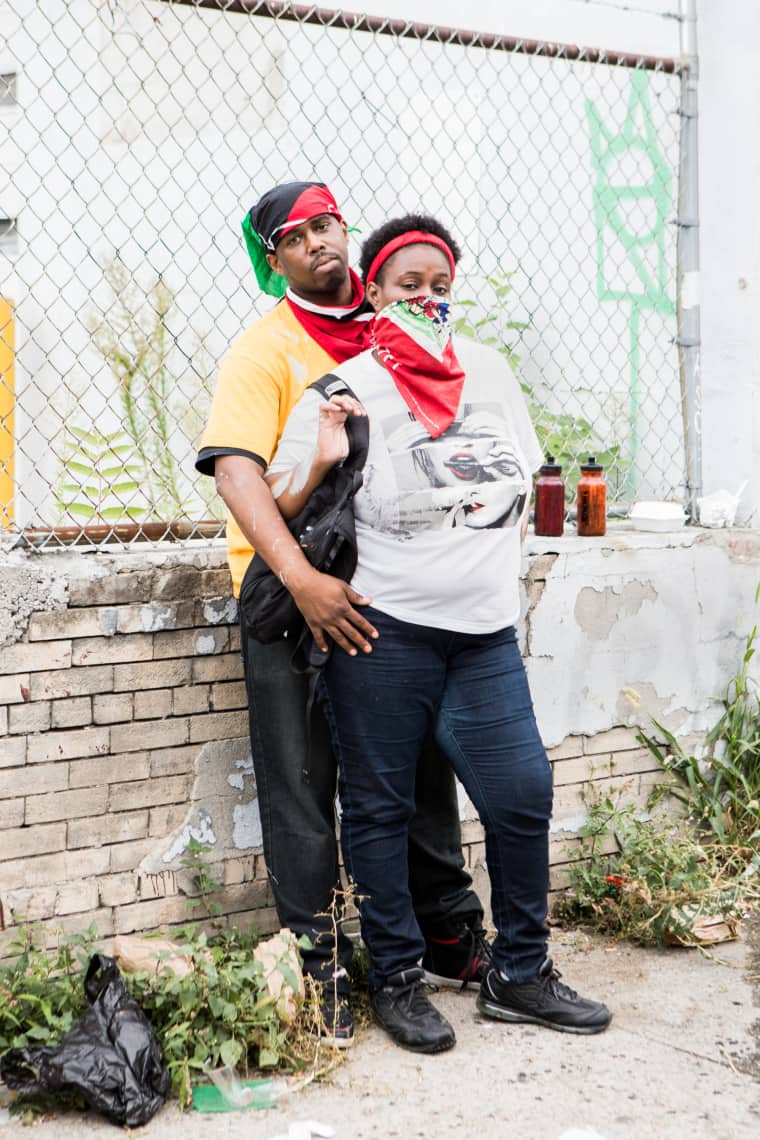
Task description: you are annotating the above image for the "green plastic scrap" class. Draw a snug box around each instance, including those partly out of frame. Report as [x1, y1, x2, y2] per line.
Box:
[191, 1079, 276, 1113]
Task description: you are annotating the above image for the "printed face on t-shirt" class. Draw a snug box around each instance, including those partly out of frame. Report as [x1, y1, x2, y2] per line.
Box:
[361, 403, 528, 535]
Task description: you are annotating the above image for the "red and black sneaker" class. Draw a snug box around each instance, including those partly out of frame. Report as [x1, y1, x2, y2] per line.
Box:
[421, 923, 493, 990]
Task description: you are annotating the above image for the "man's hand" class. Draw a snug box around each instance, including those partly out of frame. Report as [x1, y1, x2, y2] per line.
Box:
[288, 566, 377, 656]
[215, 454, 378, 658]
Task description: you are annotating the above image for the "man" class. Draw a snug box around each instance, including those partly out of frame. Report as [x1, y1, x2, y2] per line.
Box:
[196, 182, 488, 1045]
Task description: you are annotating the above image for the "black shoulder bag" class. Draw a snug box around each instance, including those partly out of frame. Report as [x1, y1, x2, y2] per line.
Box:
[239, 373, 369, 647]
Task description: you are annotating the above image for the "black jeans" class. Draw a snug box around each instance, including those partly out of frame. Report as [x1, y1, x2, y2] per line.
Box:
[241, 616, 483, 984]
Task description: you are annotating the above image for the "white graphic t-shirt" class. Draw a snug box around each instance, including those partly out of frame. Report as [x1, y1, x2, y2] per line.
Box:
[268, 336, 543, 633]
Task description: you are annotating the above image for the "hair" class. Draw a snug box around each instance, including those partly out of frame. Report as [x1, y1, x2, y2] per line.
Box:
[359, 214, 462, 284]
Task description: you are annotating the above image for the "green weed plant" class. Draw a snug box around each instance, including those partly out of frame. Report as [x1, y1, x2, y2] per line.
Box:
[0, 922, 320, 1113]
[57, 426, 144, 523]
[56, 256, 223, 527]
[555, 789, 748, 946]
[639, 594, 760, 851]
[558, 599, 760, 945]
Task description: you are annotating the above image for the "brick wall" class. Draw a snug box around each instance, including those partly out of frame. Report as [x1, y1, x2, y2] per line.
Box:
[0, 543, 277, 951]
[3, 529, 754, 948]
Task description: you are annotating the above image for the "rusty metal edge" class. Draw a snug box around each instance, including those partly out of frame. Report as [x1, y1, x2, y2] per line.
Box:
[9, 519, 225, 549]
[161, 0, 684, 73]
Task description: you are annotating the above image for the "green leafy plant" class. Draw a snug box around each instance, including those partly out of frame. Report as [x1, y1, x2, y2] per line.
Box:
[454, 270, 528, 373]
[126, 924, 298, 1106]
[0, 926, 99, 1118]
[86, 259, 185, 518]
[639, 593, 760, 850]
[0, 926, 95, 1054]
[53, 258, 225, 529]
[558, 602, 760, 945]
[56, 426, 144, 523]
[179, 838, 224, 919]
[454, 269, 623, 499]
[555, 789, 748, 946]
[0, 922, 325, 1113]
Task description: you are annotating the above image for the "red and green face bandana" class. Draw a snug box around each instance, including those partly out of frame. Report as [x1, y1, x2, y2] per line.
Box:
[241, 181, 343, 297]
[371, 296, 466, 439]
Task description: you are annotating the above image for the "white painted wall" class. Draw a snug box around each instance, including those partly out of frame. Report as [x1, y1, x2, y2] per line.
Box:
[524, 527, 760, 749]
[696, 0, 760, 527]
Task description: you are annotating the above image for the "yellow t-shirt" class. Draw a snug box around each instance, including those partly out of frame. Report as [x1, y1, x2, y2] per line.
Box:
[197, 300, 338, 595]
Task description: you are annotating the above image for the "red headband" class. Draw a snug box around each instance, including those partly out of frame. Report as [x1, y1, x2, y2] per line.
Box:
[365, 231, 457, 286]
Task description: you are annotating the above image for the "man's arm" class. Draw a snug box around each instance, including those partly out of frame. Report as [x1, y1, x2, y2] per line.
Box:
[215, 454, 377, 656]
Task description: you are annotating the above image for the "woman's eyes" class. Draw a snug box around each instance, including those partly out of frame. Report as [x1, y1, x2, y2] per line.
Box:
[399, 281, 449, 293]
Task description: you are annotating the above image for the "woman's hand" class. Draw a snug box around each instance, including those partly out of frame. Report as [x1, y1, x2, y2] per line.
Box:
[315, 394, 366, 469]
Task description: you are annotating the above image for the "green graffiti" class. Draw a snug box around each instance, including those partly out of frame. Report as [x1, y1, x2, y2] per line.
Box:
[586, 71, 675, 492]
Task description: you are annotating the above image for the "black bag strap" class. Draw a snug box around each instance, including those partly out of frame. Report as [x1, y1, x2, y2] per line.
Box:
[292, 373, 370, 774]
[291, 370, 369, 676]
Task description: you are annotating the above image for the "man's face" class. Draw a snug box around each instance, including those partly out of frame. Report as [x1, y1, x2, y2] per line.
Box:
[267, 214, 351, 304]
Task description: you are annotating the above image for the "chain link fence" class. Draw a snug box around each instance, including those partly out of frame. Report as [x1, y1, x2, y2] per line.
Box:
[0, 0, 687, 547]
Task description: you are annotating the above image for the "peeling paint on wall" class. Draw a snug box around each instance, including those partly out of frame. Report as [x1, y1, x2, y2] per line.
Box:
[616, 681, 688, 734]
[233, 801, 263, 850]
[574, 579, 657, 639]
[161, 809, 217, 864]
[139, 738, 261, 877]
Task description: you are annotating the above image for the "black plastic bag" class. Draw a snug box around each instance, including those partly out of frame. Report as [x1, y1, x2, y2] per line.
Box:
[0, 953, 169, 1127]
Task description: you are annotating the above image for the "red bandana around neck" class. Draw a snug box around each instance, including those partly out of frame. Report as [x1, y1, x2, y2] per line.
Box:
[371, 296, 465, 439]
[285, 269, 373, 364]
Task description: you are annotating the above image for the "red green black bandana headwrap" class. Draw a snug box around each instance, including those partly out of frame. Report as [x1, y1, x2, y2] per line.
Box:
[241, 181, 343, 298]
[372, 296, 466, 439]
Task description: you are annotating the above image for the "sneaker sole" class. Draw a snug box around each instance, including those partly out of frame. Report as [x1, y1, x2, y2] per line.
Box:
[309, 1030, 355, 1049]
[422, 969, 480, 991]
[376, 1025, 457, 1054]
[477, 996, 612, 1035]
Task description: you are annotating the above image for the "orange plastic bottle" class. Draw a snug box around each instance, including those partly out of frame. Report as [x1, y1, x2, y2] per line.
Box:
[576, 455, 606, 536]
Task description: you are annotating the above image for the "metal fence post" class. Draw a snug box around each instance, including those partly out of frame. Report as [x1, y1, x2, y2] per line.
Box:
[677, 0, 702, 518]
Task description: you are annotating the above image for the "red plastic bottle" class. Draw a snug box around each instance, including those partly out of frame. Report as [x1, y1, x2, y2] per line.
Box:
[534, 454, 565, 537]
[576, 455, 607, 536]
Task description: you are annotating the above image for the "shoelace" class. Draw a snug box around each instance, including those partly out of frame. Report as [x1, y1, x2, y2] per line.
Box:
[539, 962, 579, 1002]
[393, 979, 435, 1018]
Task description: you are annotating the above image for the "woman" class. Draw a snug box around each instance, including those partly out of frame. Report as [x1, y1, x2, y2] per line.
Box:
[267, 215, 611, 1053]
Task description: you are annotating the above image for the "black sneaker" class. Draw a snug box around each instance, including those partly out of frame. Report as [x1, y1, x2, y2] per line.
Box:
[422, 923, 493, 990]
[477, 958, 612, 1035]
[309, 976, 355, 1048]
[371, 966, 456, 1053]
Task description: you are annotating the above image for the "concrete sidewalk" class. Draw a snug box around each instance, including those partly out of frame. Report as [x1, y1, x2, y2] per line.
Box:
[1, 926, 757, 1140]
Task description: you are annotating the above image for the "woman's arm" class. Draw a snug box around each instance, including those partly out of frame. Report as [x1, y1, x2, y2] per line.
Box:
[265, 393, 366, 518]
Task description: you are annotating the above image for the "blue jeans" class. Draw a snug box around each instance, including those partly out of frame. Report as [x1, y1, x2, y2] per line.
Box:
[241, 618, 483, 987]
[321, 609, 552, 990]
